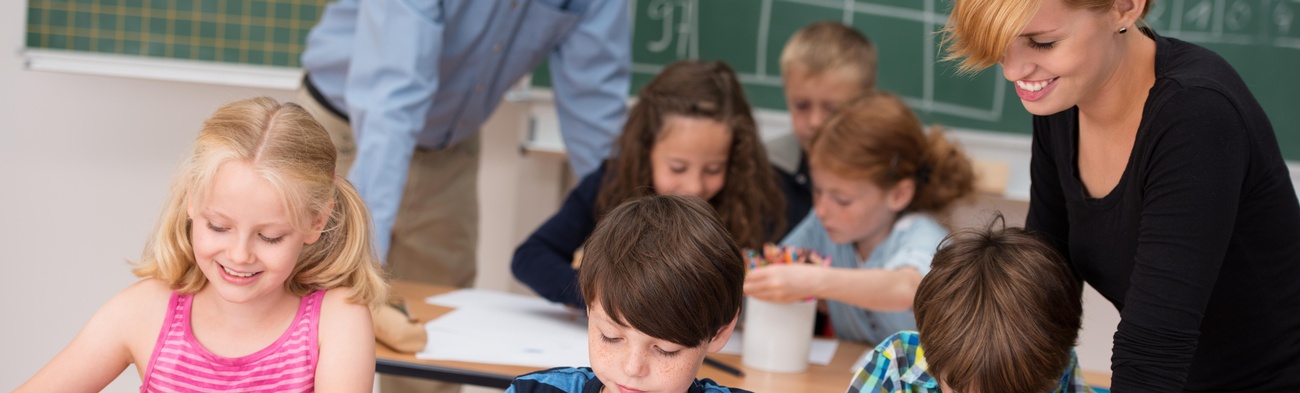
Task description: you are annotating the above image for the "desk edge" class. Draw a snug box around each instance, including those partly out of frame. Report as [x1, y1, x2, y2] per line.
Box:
[376, 357, 517, 388]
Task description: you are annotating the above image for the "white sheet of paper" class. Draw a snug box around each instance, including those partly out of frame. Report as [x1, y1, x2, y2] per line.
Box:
[717, 331, 839, 366]
[418, 289, 846, 368]
[416, 289, 590, 368]
[426, 288, 569, 313]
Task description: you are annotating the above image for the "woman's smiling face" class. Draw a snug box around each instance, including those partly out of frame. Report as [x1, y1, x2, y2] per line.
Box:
[1001, 0, 1126, 115]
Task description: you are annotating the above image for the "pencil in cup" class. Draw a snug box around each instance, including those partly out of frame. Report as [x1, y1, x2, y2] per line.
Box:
[744, 244, 829, 303]
[743, 243, 831, 270]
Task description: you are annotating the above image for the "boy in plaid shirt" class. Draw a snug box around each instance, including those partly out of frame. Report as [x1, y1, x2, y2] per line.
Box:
[847, 219, 1092, 393]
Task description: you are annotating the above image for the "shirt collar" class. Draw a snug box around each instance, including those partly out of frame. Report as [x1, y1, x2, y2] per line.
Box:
[901, 345, 940, 389]
[903, 348, 1088, 393]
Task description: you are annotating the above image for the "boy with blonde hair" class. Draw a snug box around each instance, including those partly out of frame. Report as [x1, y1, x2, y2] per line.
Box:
[772, 21, 878, 236]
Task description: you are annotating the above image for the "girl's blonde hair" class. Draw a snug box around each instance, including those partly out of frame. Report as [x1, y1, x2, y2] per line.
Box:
[133, 97, 387, 309]
[941, 0, 1155, 74]
[811, 91, 975, 214]
[596, 60, 785, 248]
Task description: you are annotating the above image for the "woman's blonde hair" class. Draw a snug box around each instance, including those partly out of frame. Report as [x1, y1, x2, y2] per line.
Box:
[811, 91, 975, 214]
[133, 97, 387, 309]
[941, 0, 1154, 73]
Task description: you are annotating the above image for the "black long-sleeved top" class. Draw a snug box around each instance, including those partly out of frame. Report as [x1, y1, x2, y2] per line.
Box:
[1026, 29, 1300, 392]
[767, 133, 814, 241]
[773, 154, 813, 241]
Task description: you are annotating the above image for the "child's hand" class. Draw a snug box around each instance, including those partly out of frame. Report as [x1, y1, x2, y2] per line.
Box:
[743, 264, 827, 303]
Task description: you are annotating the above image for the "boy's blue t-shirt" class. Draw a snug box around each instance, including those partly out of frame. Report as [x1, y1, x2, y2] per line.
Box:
[781, 212, 948, 344]
[506, 367, 751, 393]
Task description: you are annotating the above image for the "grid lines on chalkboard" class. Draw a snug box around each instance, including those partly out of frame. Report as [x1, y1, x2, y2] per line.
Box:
[25, 0, 323, 68]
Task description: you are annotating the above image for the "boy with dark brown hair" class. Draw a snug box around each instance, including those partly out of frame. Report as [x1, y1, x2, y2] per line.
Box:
[507, 195, 750, 393]
[846, 217, 1093, 392]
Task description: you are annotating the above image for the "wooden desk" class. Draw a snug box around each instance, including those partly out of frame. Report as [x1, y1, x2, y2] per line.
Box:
[1082, 370, 1112, 390]
[378, 280, 870, 392]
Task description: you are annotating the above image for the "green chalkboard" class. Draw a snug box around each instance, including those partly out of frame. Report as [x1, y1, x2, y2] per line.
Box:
[1143, 0, 1300, 162]
[532, 0, 1039, 139]
[25, 0, 320, 67]
[536, 0, 1300, 160]
[23, 0, 1300, 159]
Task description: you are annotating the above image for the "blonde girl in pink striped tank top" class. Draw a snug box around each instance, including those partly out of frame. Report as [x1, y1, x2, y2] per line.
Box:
[18, 97, 388, 393]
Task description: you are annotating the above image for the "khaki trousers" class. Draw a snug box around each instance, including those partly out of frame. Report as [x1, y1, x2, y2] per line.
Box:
[296, 86, 477, 393]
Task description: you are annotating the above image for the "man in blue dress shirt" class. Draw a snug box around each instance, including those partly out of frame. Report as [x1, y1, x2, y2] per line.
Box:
[298, 1, 630, 391]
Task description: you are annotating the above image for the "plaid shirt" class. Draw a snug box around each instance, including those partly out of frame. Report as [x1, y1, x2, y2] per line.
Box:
[846, 331, 1093, 393]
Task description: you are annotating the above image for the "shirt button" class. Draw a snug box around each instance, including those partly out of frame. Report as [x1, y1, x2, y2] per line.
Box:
[475, 84, 484, 92]
[492, 43, 501, 53]
[796, 174, 808, 184]
[510, 1, 518, 10]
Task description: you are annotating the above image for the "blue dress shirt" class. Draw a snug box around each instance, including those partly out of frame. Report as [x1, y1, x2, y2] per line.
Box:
[301, 0, 631, 260]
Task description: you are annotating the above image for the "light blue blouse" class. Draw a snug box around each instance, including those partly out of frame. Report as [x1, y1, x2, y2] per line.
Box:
[780, 212, 948, 344]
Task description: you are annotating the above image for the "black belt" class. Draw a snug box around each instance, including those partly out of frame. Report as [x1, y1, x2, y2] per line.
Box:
[303, 74, 350, 122]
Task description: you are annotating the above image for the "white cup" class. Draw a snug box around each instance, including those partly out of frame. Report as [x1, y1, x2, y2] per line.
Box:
[741, 296, 816, 373]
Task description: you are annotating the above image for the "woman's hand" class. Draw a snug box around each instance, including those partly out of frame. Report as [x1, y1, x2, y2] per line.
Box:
[743, 263, 828, 303]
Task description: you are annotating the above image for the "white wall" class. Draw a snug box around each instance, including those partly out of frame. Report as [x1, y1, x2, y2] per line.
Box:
[0, 4, 295, 388]
[0, 2, 549, 390]
[0, 63, 286, 393]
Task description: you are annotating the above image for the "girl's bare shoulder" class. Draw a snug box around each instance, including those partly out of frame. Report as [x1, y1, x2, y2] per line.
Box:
[108, 279, 175, 346]
[113, 278, 174, 310]
[319, 287, 369, 317]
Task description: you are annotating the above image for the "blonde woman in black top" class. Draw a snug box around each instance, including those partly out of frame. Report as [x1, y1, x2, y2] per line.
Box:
[943, 0, 1300, 391]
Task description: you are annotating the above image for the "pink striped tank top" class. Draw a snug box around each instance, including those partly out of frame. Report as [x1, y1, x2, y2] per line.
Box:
[140, 290, 325, 393]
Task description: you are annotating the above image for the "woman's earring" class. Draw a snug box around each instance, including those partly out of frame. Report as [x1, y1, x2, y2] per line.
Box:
[1119, 27, 1128, 34]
